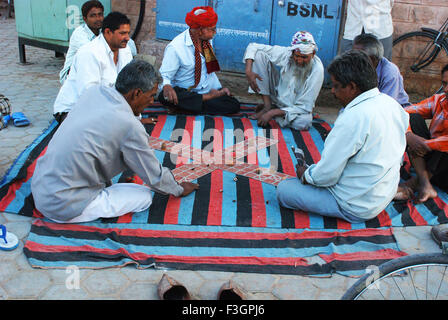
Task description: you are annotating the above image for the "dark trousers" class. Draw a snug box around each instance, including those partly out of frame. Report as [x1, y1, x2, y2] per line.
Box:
[158, 86, 240, 115]
[409, 113, 448, 190]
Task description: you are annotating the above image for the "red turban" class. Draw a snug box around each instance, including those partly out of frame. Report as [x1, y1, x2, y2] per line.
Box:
[185, 6, 218, 29]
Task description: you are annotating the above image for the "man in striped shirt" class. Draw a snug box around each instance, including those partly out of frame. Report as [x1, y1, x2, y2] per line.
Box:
[396, 64, 448, 203]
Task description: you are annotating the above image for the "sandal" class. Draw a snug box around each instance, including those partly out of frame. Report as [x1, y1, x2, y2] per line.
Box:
[11, 112, 30, 127]
[0, 225, 19, 251]
[1, 114, 11, 129]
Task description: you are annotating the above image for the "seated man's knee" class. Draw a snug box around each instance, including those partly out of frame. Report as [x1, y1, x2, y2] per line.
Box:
[276, 178, 298, 206]
[228, 97, 241, 113]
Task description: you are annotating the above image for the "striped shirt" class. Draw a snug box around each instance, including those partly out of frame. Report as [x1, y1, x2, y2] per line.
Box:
[405, 93, 448, 152]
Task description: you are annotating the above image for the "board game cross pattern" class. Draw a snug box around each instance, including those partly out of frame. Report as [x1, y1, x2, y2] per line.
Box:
[148, 135, 294, 185]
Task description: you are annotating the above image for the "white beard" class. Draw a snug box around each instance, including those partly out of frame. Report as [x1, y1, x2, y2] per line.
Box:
[290, 58, 313, 79]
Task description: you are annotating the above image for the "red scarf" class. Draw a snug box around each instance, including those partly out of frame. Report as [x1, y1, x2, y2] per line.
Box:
[190, 30, 220, 90]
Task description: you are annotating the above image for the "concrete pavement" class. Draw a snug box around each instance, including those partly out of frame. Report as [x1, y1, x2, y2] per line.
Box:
[0, 18, 444, 301]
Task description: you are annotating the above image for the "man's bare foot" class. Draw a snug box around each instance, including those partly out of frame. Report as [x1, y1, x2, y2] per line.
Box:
[394, 184, 414, 201]
[249, 106, 271, 120]
[415, 181, 438, 203]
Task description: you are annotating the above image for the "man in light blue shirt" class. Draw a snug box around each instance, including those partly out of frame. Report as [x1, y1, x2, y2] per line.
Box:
[353, 33, 410, 107]
[277, 50, 409, 222]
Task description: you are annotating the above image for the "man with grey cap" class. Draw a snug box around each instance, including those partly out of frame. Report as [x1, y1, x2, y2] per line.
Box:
[31, 60, 199, 223]
[243, 31, 324, 130]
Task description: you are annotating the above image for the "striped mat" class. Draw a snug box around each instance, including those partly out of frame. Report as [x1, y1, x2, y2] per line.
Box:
[0, 105, 446, 275]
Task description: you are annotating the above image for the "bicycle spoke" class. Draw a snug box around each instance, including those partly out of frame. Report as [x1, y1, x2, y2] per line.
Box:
[391, 274, 406, 300]
[426, 266, 429, 300]
[343, 254, 448, 300]
[435, 266, 447, 300]
[409, 269, 419, 300]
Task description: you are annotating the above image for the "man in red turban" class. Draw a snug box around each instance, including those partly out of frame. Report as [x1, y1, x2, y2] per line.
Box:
[158, 6, 240, 115]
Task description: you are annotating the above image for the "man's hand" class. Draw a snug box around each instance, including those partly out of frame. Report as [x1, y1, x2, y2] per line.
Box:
[220, 87, 231, 96]
[180, 182, 199, 197]
[246, 70, 262, 93]
[163, 84, 178, 105]
[406, 132, 432, 157]
[203, 88, 231, 101]
[257, 111, 272, 127]
[295, 164, 307, 182]
[257, 109, 285, 127]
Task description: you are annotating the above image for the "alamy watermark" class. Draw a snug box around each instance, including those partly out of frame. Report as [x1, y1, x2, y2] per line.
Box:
[65, 265, 80, 290]
[66, 5, 83, 31]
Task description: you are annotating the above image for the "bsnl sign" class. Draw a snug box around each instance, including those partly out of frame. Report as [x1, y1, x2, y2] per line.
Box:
[286, 2, 335, 19]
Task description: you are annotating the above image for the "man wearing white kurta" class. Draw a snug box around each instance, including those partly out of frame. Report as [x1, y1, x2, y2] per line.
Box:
[32, 60, 198, 223]
[53, 12, 133, 123]
[341, 0, 394, 60]
[277, 50, 409, 223]
[243, 31, 324, 130]
[59, 1, 104, 84]
[59, 1, 137, 84]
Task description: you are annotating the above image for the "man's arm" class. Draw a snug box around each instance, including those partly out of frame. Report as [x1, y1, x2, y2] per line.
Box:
[405, 95, 448, 152]
[121, 124, 198, 197]
[404, 96, 435, 119]
[160, 45, 181, 105]
[245, 58, 263, 93]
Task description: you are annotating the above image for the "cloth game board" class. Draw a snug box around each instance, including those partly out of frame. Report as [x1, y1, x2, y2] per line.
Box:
[1, 104, 446, 275]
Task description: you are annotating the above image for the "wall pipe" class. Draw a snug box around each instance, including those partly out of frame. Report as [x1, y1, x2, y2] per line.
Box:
[131, 0, 146, 40]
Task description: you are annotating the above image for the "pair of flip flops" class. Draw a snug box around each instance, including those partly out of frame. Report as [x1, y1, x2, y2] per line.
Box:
[0, 225, 19, 251]
[3, 112, 30, 127]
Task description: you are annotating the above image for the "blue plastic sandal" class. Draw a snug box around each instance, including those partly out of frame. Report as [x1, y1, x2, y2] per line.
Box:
[0, 225, 19, 251]
[2, 114, 11, 128]
[11, 112, 30, 127]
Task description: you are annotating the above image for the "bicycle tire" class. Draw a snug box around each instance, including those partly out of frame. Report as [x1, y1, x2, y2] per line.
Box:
[393, 31, 448, 70]
[341, 252, 448, 300]
[393, 30, 448, 52]
[393, 31, 448, 96]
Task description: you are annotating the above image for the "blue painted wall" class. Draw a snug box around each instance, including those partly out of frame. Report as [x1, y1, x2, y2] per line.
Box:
[155, 0, 343, 78]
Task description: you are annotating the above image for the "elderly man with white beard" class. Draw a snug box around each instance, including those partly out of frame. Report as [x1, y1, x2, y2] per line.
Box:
[243, 31, 324, 130]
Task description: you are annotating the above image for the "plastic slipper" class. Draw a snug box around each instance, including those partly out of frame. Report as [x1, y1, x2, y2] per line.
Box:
[2, 114, 11, 128]
[11, 112, 30, 127]
[0, 225, 19, 251]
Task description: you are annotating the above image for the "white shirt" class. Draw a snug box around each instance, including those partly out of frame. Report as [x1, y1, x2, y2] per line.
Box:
[303, 88, 409, 220]
[59, 24, 97, 84]
[159, 29, 222, 94]
[243, 43, 324, 123]
[53, 33, 133, 114]
[343, 0, 394, 40]
[59, 25, 137, 84]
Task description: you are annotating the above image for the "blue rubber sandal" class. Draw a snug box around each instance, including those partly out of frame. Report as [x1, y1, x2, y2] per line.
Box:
[11, 112, 30, 127]
[0, 225, 19, 251]
[2, 114, 11, 128]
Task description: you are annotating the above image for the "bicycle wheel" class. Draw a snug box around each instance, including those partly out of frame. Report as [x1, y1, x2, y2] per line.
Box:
[341, 253, 448, 300]
[393, 31, 448, 96]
